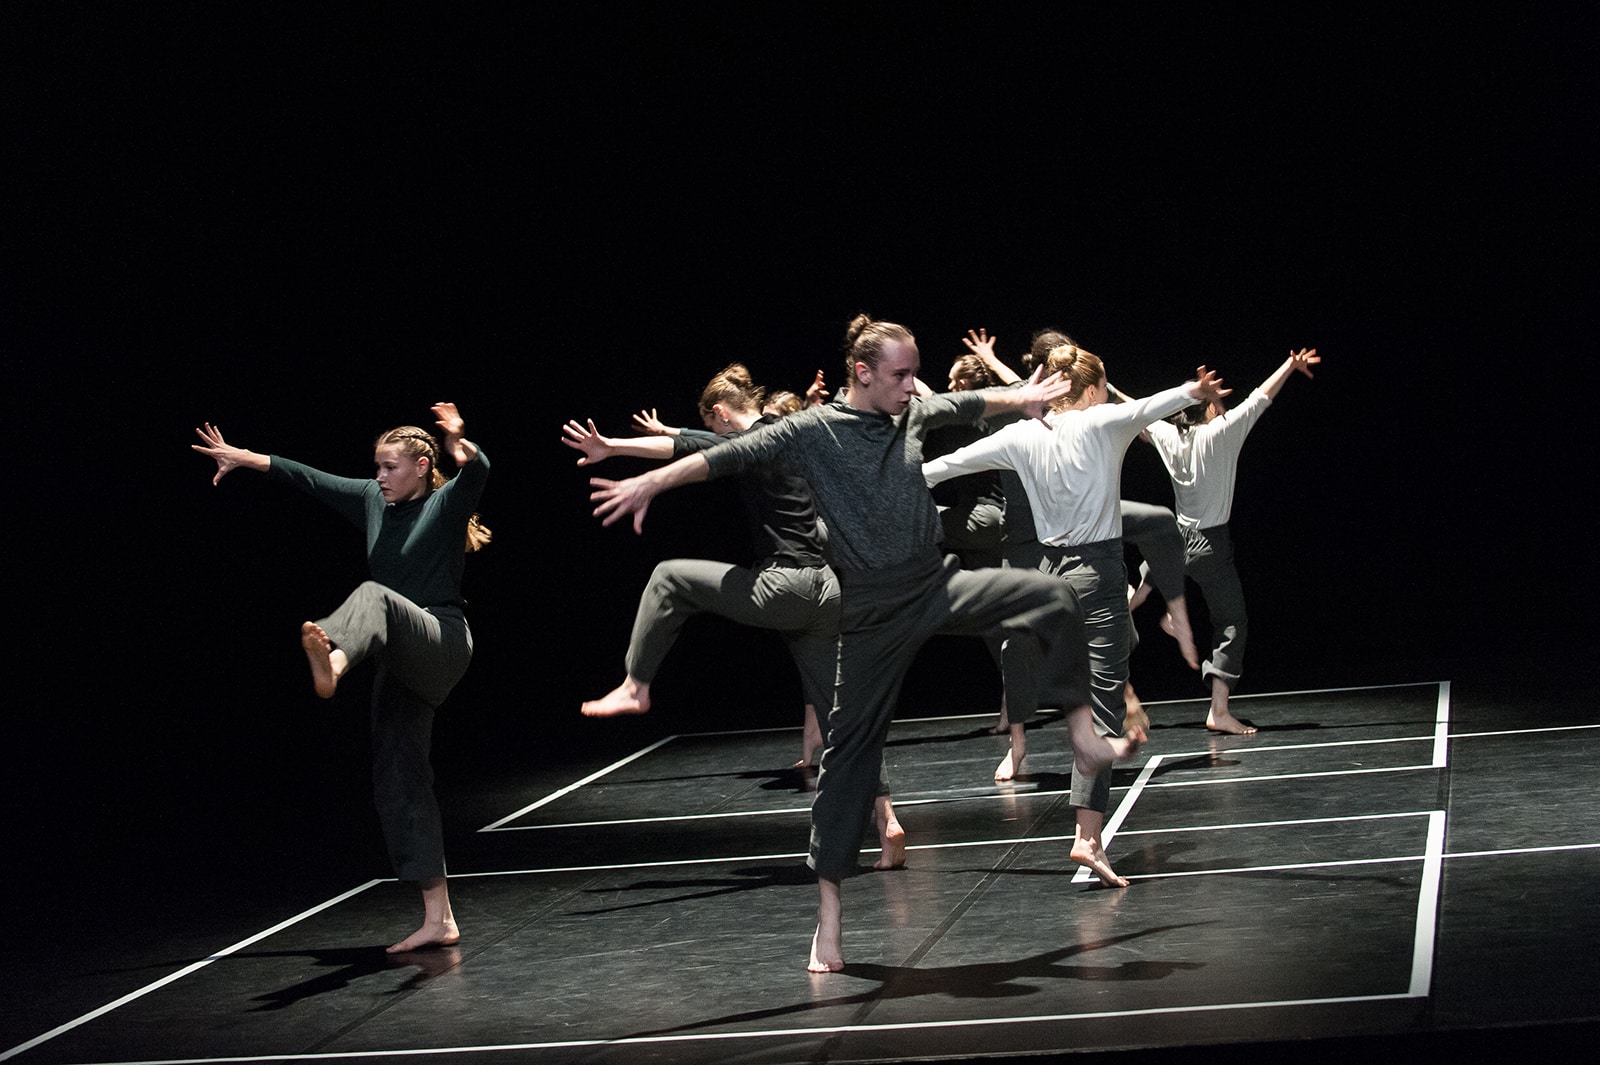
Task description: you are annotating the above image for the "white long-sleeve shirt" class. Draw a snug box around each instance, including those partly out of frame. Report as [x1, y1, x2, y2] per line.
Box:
[923, 383, 1201, 547]
[1143, 388, 1271, 530]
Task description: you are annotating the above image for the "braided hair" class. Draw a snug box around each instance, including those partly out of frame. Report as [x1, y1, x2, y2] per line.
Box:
[374, 425, 492, 552]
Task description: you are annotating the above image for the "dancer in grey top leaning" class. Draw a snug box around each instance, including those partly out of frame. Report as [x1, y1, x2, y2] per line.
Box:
[587, 314, 1144, 973]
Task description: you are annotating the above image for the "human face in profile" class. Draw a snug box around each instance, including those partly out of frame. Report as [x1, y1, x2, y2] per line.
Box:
[853, 338, 920, 416]
[374, 444, 430, 503]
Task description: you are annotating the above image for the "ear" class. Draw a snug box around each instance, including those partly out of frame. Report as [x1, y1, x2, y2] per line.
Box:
[854, 360, 871, 384]
[417, 455, 431, 476]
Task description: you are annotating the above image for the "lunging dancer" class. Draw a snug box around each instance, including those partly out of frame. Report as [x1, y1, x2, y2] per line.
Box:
[1139, 347, 1321, 734]
[588, 315, 1142, 973]
[924, 343, 1226, 885]
[192, 403, 489, 953]
[566, 364, 905, 866]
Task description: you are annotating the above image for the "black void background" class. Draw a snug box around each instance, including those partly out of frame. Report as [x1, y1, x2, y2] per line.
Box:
[4, 3, 1593, 976]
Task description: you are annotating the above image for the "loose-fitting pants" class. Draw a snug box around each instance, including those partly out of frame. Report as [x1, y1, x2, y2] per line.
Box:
[1036, 539, 1131, 814]
[1183, 523, 1246, 690]
[1121, 501, 1185, 603]
[319, 580, 472, 882]
[809, 550, 1090, 880]
[625, 557, 841, 714]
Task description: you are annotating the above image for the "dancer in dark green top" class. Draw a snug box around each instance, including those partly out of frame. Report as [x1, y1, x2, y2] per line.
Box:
[192, 402, 490, 954]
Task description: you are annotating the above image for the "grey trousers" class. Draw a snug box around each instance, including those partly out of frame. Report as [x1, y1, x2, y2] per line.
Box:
[625, 557, 841, 713]
[1184, 523, 1246, 690]
[809, 550, 1090, 880]
[319, 580, 472, 882]
[1121, 500, 1186, 603]
[1036, 539, 1131, 814]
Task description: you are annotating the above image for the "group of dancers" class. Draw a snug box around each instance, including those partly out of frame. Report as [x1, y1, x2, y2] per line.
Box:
[191, 316, 1317, 971]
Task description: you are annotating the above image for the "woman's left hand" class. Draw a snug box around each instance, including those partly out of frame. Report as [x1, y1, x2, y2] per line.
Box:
[432, 402, 478, 464]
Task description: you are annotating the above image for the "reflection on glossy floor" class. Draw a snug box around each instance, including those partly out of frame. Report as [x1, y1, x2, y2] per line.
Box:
[7, 681, 1598, 1064]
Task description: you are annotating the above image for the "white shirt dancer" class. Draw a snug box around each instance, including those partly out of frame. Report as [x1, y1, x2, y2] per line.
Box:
[1140, 348, 1321, 734]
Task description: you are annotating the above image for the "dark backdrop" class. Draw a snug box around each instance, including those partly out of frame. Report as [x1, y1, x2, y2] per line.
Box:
[4, 5, 1592, 914]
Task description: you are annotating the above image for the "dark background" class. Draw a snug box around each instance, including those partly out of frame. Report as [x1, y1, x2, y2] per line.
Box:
[4, 3, 1592, 964]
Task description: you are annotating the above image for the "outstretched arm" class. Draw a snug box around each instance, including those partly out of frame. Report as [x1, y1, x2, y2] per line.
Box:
[562, 419, 676, 466]
[191, 423, 271, 485]
[631, 407, 681, 436]
[432, 402, 479, 465]
[979, 365, 1074, 423]
[1258, 347, 1320, 401]
[962, 328, 1022, 385]
[589, 452, 711, 534]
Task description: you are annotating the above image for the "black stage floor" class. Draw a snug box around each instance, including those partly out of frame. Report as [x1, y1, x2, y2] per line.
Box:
[6, 680, 1598, 1064]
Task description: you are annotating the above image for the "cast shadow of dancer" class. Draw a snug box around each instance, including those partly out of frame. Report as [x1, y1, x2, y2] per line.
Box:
[570, 864, 817, 916]
[245, 945, 462, 1011]
[623, 923, 1207, 1040]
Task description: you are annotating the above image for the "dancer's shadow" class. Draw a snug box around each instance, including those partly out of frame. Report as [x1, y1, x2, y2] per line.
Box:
[242, 944, 462, 1010]
[569, 863, 816, 915]
[624, 923, 1208, 1039]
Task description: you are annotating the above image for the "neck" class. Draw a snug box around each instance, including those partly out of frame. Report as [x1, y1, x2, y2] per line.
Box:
[725, 409, 760, 432]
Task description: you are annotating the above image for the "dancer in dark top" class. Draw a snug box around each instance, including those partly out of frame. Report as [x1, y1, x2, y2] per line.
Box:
[588, 315, 1142, 972]
[192, 403, 490, 953]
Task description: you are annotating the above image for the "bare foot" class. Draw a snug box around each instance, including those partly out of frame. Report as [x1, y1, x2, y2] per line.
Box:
[1123, 681, 1151, 738]
[1068, 705, 1143, 780]
[581, 676, 650, 717]
[301, 622, 339, 699]
[995, 723, 1027, 782]
[1069, 835, 1130, 887]
[1159, 604, 1201, 670]
[1206, 709, 1257, 735]
[808, 880, 844, 973]
[874, 797, 906, 870]
[386, 916, 461, 954]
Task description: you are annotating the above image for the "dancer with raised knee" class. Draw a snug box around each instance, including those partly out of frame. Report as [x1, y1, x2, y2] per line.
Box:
[1142, 347, 1321, 734]
[925, 343, 1226, 885]
[588, 314, 1141, 972]
[566, 364, 905, 866]
[192, 403, 490, 953]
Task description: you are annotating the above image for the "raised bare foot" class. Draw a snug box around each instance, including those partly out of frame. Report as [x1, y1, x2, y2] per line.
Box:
[874, 801, 906, 871]
[581, 676, 650, 717]
[301, 622, 339, 699]
[1206, 710, 1257, 735]
[1070, 836, 1130, 888]
[1159, 606, 1201, 670]
[386, 916, 461, 954]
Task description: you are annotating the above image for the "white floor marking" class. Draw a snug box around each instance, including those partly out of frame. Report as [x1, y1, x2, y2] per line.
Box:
[0, 881, 382, 1063]
[1141, 763, 1438, 789]
[478, 735, 677, 831]
[1411, 810, 1446, 997]
[1113, 809, 1434, 836]
[1448, 723, 1600, 739]
[1432, 681, 1451, 767]
[1445, 842, 1600, 859]
[1137, 679, 1444, 704]
[60, 991, 1424, 1065]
